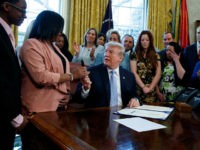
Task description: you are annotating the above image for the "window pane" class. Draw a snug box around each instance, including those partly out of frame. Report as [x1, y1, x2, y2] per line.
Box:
[112, 0, 147, 43]
[18, 0, 61, 46]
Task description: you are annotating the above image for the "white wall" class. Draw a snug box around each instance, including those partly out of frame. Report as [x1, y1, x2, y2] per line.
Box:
[187, 0, 200, 44]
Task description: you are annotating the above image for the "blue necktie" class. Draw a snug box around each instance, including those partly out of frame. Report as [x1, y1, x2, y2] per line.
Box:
[110, 70, 118, 106]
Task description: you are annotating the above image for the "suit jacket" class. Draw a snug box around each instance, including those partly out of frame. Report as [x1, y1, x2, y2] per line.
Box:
[20, 39, 70, 112]
[183, 43, 199, 86]
[0, 24, 21, 122]
[120, 51, 131, 71]
[191, 61, 200, 88]
[75, 64, 137, 108]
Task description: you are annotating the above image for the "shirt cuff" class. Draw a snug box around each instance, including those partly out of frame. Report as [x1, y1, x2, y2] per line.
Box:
[81, 86, 90, 99]
[11, 114, 24, 128]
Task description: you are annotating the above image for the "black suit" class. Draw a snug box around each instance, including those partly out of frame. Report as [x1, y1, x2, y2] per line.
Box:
[182, 43, 199, 87]
[75, 64, 137, 108]
[0, 24, 21, 150]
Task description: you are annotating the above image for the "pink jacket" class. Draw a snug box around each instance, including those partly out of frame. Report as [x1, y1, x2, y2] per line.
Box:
[20, 39, 70, 113]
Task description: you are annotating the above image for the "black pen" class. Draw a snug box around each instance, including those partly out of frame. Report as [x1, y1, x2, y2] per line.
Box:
[81, 60, 85, 66]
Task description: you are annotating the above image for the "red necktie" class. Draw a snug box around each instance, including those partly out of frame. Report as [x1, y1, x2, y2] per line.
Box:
[198, 49, 200, 60]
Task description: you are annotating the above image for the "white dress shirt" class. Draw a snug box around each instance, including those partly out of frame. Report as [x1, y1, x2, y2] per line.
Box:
[0, 17, 15, 49]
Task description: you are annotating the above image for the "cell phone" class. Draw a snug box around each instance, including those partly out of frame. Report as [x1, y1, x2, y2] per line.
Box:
[81, 60, 85, 66]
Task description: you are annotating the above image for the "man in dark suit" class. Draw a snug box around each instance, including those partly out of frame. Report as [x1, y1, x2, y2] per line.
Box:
[182, 26, 200, 87]
[76, 41, 140, 108]
[158, 32, 174, 70]
[0, 0, 27, 149]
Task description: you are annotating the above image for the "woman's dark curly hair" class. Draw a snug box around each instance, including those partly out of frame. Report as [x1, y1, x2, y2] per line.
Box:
[135, 30, 158, 70]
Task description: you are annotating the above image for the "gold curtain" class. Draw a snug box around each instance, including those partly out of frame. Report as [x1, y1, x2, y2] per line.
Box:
[69, 0, 108, 54]
[148, 0, 173, 50]
[12, 25, 18, 47]
[173, 0, 181, 43]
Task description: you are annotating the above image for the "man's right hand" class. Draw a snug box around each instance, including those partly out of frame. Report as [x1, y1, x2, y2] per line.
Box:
[72, 67, 89, 80]
[81, 76, 92, 90]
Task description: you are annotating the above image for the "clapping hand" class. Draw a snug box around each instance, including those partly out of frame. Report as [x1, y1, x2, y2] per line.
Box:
[73, 42, 80, 56]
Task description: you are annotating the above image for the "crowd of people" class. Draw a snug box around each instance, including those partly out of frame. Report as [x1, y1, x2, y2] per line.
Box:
[1, 0, 200, 149]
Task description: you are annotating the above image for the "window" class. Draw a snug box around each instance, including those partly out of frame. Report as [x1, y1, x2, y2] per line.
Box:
[112, 0, 147, 42]
[18, 0, 61, 46]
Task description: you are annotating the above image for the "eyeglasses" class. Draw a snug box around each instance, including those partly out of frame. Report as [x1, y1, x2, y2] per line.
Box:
[5, 2, 26, 14]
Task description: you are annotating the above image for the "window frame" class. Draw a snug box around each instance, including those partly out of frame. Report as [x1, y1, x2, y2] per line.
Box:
[112, 0, 148, 42]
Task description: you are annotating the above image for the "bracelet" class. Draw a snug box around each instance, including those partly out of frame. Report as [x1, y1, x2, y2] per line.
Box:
[68, 73, 73, 81]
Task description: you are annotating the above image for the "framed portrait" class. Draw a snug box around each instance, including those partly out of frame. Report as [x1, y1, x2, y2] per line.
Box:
[195, 20, 200, 41]
[196, 20, 200, 28]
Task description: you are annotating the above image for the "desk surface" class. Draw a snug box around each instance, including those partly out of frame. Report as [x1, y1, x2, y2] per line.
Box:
[31, 106, 200, 150]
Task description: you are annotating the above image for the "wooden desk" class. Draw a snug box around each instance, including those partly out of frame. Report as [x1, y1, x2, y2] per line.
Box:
[31, 106, 200, 150]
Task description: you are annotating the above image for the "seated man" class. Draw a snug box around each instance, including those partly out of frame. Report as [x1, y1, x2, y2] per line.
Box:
[75, 41, 140, 108]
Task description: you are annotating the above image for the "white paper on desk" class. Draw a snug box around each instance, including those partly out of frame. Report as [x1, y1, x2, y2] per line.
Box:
[114, 117, 166, 132]
[117, 108, 169, 120]
[136, 104, 174, 112]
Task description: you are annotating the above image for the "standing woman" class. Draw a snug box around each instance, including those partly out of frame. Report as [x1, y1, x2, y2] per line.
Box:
[130, 30, 161, 103]
[156, 42, 185, 101]
[97, 33, 106, 46]
[72, 28, 104, 66]
[20, 10, 88, 149]
[56, 33, 73, 61]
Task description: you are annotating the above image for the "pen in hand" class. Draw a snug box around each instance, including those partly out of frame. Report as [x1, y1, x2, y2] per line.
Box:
[81, 60, 92, 86]
[81, 60, 85, 67]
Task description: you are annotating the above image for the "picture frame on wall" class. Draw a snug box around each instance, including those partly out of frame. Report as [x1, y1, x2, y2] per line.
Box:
[196, 20, 200, 28]
[195, 20, 200, 41]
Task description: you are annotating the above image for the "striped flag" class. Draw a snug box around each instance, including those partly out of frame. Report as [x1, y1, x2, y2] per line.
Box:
[179, 0, 190, 49]
[100, 0, 113, 34]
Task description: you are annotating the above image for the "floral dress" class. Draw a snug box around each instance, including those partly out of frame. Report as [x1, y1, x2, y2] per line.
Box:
[159, 63, 184, 101]
[130, 52, 160, 103]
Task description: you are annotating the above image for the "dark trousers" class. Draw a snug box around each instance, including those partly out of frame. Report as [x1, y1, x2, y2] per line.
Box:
[0, 121, 16, 150]
[21, 123, 60, 150]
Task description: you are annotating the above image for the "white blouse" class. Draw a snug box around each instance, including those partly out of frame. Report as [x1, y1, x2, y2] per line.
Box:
[72, 45, 104, 66]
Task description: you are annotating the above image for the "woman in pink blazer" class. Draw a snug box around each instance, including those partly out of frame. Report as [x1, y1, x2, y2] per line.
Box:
[20, 10, 88, 150]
